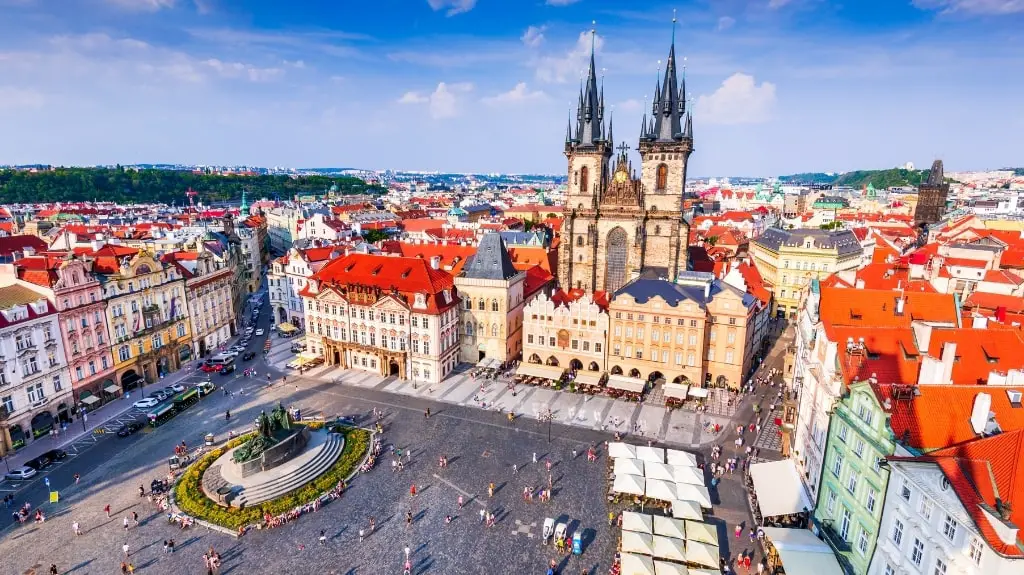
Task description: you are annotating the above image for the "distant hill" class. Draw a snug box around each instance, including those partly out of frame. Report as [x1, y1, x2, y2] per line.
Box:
[779, 168, 930, 189]
[0, 167, 385, 204]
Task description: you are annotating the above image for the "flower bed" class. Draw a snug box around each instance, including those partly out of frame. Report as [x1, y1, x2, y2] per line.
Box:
[173, 426, 370, 531]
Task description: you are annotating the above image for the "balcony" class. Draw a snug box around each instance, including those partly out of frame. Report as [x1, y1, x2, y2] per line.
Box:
[816, 520, 855, 574]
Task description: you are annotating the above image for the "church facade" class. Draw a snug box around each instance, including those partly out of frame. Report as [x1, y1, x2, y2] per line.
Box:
[558, 33, 694, 294]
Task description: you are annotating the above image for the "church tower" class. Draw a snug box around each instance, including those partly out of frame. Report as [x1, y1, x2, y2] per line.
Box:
[559, 27, 613, 292]
[637, 17, 694, 280]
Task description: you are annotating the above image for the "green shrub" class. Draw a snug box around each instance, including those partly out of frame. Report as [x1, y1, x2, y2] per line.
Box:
[173, 428, 370, 531]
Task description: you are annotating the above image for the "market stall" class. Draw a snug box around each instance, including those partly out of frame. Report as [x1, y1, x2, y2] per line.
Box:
[666, 449, 699, 467]
[620, 552, 656, 575]
[609, 442, 637, 459]
[615, 457, 646, 477]
[670, 499, 703, 521]
[684, 520, 719, 546]
[748, 460, 814, 523]
[622, 511, 654, 534]
[676, 483, 713, 509]
[652, 535, 687, 562]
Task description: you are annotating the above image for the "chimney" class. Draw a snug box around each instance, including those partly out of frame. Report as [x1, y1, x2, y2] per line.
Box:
[855, 278, 866, 289]
[430, 255, 441, 269]
[972, 314, 989, 330]
[895, 296, 905, 316]
[940, 341, 957, 385]
[704, 281, 711, 300]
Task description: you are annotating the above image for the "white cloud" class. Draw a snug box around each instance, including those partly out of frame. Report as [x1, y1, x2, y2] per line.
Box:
[535, 30, 603, 84]
[0, 86, 44, 110]
[203, 58, 283, 82]
[767, 0, 792, 8]
[696, 73, 777, 125]
[912, 0, 1024, 14]
[192, 0, 212, 13]
[106, 0, 176, 11]
[482, 83, 546, 106]
[545, 0, 581, 5]
[397, 91, 428, 104]
[717, 16, 736, 31]
[426, 0, 477, 16]
[398, 82, 473, 119]
[521, 26, 546, 48]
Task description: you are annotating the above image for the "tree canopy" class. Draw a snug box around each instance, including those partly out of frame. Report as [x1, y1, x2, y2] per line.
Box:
[0, 167, 385, 204]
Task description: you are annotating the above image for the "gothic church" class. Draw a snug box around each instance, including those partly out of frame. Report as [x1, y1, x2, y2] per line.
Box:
[558, 30, 694, 294]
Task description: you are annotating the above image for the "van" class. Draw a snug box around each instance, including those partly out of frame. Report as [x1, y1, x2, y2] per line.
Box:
[205, 354, 233, 367]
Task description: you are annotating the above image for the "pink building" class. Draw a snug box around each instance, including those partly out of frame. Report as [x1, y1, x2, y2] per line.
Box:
[4, 253, 117, 409]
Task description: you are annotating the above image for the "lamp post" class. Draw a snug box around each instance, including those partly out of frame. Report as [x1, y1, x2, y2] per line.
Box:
[79, 403, 87, 433]
[539, 407, 554, 443]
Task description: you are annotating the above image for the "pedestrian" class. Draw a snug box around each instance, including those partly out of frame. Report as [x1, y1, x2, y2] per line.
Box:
[410, 484, 417, 497]
[608, 511, 615, 526]
[122, 542, 130, 558]
[369, 516, 375, 532]
[319, 530, 327, 545]
[163, 540, 169, 553]
[120, 562, 128, 575]
[512, 463, 518, 475]
[359, 528, 365, 541]
[74, 473, 80, 485]
[743, 555, 751, 571]
[457, 495, 464, 509]
[49, 565, 58, 575]
[169, 539, 175, 553]
[532, 452, 537, 464]
[479, 508, 485, 523]
[127, 564, 135, 575]
[445, 514, 452, 524]
[545, 460, 552, 472]
[104, 504, 111, 518]
[132, 511, 138, 526]
[734, 525, 742, 539]
[488, 482, 494, 497]
[757, 560, 765, 574]
[405, 511, 413, 528]
[72, 520, 82, 536]
[123, 516, 129, 532]
[571, 448, 577, 459]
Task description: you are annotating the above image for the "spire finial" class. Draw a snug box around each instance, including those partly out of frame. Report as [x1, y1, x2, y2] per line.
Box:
[672, 9, 677, 46]
[590, 20, 597, 54]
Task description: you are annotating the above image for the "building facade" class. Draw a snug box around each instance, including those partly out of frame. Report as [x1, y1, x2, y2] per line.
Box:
[301, 253, 461, 384]
[0, 285, 72, 457]
[95, 247, 192, 391]
[606, 273, 756, 389]
[914, 160, 950, 228]
[751, 228, 864, 319]
[164, 251, 235, 358]
[522, 289, 609, 373]
[456, 233, 527, 364]
[814, 381, 895, 575]
[558, 34, 692, 294]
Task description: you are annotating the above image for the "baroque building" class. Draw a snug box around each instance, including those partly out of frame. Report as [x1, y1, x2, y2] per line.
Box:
[558, 29, 693, 294]
[455, 233, 527, 364]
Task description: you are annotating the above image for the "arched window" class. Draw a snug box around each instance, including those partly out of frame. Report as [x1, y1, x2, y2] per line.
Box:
[576, 236, 584, 247]
[478, 299, 485, 310]
[491, 324, 499, 337]
[463, 298, 471, 310]
[491, 299, 499, 312]
[465, 322, 474, 336]
[654, 225, 661, 235]
[580, 165, 589, 195]
[656, 163, 668, 190]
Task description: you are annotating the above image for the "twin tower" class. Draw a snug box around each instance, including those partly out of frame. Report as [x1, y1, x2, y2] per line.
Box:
[558, 26, 694, 295]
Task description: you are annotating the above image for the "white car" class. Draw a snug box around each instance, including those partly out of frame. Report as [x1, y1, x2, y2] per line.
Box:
[133, 397, 159, 409]
[255, 328, 265, 336]
[4, 466, 37, 481]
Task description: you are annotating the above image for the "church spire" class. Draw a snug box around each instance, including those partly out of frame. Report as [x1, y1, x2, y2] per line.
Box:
[607, 111, 614, 149]
[574, 22, 604, 147]
[650, 11, 686, 142]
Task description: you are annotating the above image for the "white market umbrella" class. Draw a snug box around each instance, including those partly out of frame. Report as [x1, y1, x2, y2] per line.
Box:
[654, 561, 690, 575]
[676, 483, 712, 508]
[614, 473, 646, 496]
[645, 461, 676, 482]
[622, 530, 655, 555]
[653, 515, 686, 540]
[687, 569, 722, 575]
[685, 541, 720, 569]
[685, 520, 720, 546]
[609, 442, 637, 459]
[645, 478, 678, 502]
[672, 465, 706, 486]
[670, 500, 703, 521]
[636, 445, 666, 463]
[621, 552, 657, 575]
[666, 449, 698, 467]
[616, 457, 646, 477]
[622, 511, 654, 534]
[652, 535, 687, 562]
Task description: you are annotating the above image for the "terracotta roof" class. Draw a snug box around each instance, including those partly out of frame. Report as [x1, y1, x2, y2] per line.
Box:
[400, 218, 449, 233]
[873, 384, 1024, 451]
[964, 292, 1024, 314]
[381, 241, 476, 275]
[306, 252, 458, 315]
[818, 286, 958, 328]
[926, 328, 1024, 385]
[0, 235, 48, 258]
[520, 265, 554, 299]
[736, 261, 772, 306]
[85, 244, 139, 274]
[829, 326, 922, 385]
[551, 287, 610, 310]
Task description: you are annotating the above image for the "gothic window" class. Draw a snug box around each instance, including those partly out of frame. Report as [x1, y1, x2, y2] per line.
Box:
[576, 236, 584, 247]
[465, 322, 474, 336]
[491, 324, 499, 337]
[491, 299, 499, 312]
[605, 227, 629, 294]
[654, 225, 661, 235]
[656, 164, 668, 191]
[478, 299, 485, 311]
[580, 165, 589, 195]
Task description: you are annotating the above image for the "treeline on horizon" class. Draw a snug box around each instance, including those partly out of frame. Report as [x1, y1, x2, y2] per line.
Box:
[779, 168, 931, 189]
[0, 167, 385, 205]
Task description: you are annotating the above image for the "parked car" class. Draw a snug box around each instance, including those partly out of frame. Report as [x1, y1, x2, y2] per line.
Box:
[40, 448, 67, 462]
[24, 454, 53, 471]
[229, 345, 246, 354]
[201, 363, 220, 373]
[290, 343, 306, 353]
[255, 328, 265, 336]
[117, 421, 144, 437]
[153, 390, 169, 401]
[219, 363, 236, 375]
[162, 386, 177, 397]
[242, 351, 256, 361]
[168, 383, 185, 393]
[133, 397, 159, 409]
[4, 466, 37, 481]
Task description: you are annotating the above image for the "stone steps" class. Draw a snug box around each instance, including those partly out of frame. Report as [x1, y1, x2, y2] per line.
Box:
[231, 432, 344, 508]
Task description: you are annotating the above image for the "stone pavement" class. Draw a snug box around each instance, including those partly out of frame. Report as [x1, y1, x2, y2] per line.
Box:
[267, 337, 735, 449]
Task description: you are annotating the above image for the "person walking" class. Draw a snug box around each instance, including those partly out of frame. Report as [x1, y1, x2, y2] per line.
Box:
[73, 473, 80, 485]
[410, 484, 417, 497]
[512, 464, 518, 475]
[49, 565, 58, 575]
[123, 516, 129, 532]
[488, 482, 495, 498]
[132, 511, 139, 526]
[457, 495, 464, 509]
[72, 520, 82, 536]
[318, 530, 327, 545]
[405, 511, 413, 528]
[122, 542, 130, 559]
[104, 504, 111, 518]
[369, 516, 375, 533]
[479, 508, 485, 523]
[168, 539, 175, 553]
[532, 452, 537, 464]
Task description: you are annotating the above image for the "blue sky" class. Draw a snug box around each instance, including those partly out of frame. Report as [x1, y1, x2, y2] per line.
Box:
[0, 0, 1021, 176]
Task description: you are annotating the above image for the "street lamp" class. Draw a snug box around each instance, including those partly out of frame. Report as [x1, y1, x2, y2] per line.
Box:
[539, 407, 554, 443]
[79, 403, 87, 433]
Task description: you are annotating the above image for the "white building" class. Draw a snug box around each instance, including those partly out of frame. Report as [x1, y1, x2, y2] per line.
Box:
[297, 212, 352, 243]
[0, 285, 72, 457]
[522, 289, 609, 373]
[300, 252, 461, 384]
[269, 246, 341, 329]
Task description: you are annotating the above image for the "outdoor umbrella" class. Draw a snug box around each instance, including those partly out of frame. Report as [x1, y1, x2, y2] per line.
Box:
[636, 445, 666, 463]
[620, 552, 657, 575]
[653, 515, 686, 540]
[609, 442, 637, 459]
[615, 457, 646, 477]
[622, 511, 654, 534]
[613, 473, 646, 496]
[684, 520, 720, 546]
[621, 530, 655, 555]
[652, 535, 687, 562]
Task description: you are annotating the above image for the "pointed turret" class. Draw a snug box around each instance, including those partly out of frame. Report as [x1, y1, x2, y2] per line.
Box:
[565, 114, 575, 144]
[574, 27, 604, 147]
[607, 112, 615, 149]
[639, 110, 649, 140]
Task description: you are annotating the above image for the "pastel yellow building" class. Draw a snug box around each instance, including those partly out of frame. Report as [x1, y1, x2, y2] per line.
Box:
[90, 246, 192, 392]
[751, 228, 863, 319]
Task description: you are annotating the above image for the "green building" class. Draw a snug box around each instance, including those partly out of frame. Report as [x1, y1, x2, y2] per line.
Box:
[813, 381, 896, 575]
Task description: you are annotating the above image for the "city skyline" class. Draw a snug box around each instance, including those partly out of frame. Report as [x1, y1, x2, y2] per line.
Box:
[0, 0, 1021, 176]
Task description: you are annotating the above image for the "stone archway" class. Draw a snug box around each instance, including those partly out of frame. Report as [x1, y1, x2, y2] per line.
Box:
[628, 368, 641, 378]
[648, 371, 665, 384]
[389, 361, 400, 377]
[546, 356, 559, 367]
[589, 362, 600, 371]
[672, 375, 689, 384]
[570, 359, 583, 371]
[610, 365, 623, 375]
[529, 354, 542, 364]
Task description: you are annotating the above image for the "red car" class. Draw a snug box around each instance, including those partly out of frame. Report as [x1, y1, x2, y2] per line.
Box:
[200, 363, 220, 373]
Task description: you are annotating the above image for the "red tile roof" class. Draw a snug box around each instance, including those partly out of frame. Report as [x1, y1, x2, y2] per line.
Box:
[829, 326, 922, 385]
[926, 328, 1024, 385]
[381, 241, 476, 275]
[0, 235, 48, 258]
[818, 286, 958, 329]
[306, 252, 458, 315]
[965, 292, 1024, 314]
[521, 265, 554, 299]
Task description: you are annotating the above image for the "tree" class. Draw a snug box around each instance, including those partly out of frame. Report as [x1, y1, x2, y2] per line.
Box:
[361, 229, 390, 244]
[705, 235, 718, 247]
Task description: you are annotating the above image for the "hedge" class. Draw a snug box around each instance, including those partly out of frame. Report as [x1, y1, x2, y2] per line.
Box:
[173, 427, 370, 530]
